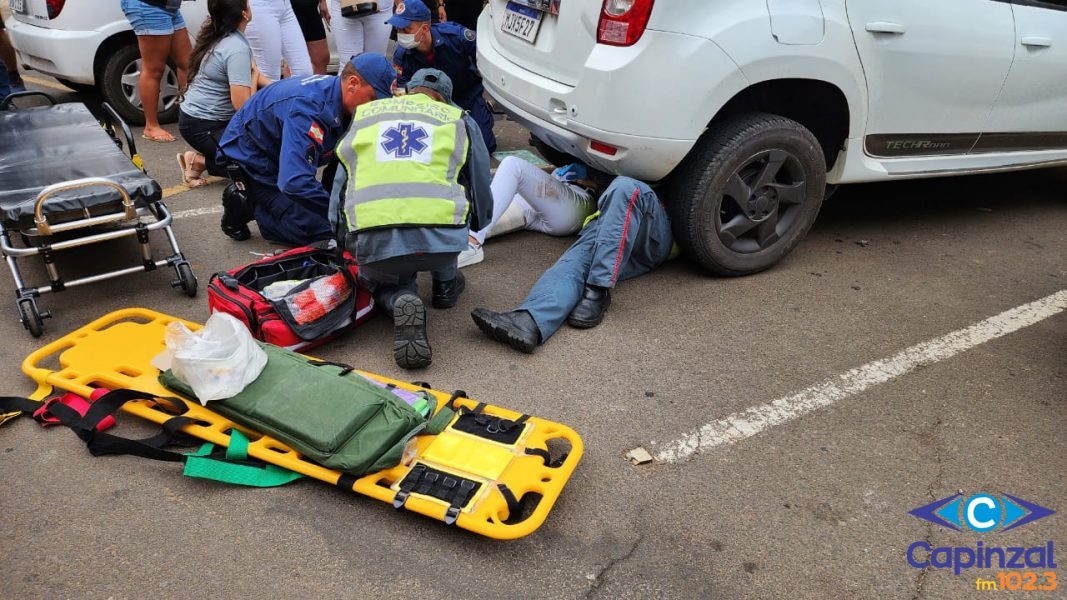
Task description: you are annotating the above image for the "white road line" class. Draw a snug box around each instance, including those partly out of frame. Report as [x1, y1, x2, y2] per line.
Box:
[652, 289, 1067, 464]
[170, 205, 223, 220]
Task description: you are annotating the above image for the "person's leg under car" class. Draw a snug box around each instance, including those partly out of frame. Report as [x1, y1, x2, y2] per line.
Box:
[569, 177, 674, 327]
[470, 226, 597, 352]
[467, 95, 497, 155]
[470, 177, 674, 352]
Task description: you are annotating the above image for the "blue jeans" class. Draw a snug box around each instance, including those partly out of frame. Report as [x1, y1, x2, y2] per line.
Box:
[120, 0, 187, 36]
[518, 177, 675, 341]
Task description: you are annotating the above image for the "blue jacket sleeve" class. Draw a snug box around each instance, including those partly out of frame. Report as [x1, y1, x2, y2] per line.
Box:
[277, 110, 329, 209]
[461, 114, 493, 232]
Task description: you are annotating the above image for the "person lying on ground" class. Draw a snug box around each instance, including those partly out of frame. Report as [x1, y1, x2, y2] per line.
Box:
[458, 156, 601, 268]
[471, 176, 678, 353]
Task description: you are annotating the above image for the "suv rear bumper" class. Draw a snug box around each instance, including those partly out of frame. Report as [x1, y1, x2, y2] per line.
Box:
[483, 76, 693, 181]
[7, 19, 102, 84]
[478, 14, 747, 181]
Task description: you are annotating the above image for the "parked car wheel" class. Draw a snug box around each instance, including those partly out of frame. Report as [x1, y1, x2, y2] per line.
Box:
[100, 42, 180, 126]
[670, 113, 827, 276]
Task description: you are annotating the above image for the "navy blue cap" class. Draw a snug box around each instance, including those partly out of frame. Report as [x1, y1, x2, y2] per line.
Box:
[407, 68, 453, 103]
[387, 0, 431, 29]
[350, 53, 397, 100]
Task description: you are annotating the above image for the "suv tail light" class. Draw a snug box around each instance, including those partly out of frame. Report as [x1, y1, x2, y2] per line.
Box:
[46, 0, 66, 19]
[597, 0, 655, 47]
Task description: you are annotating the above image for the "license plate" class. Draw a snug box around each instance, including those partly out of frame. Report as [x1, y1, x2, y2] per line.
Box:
[11, 0, 26, 14]
[501, 1, 543, 44]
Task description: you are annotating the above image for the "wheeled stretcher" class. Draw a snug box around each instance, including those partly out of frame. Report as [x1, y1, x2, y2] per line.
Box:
[0, 95, 197, 337]
[21, 309, 583, 539]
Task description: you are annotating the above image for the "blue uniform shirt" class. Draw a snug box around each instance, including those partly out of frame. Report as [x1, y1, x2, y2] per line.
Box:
[393, 22, 483, 111]
[217, 75, 348, 209]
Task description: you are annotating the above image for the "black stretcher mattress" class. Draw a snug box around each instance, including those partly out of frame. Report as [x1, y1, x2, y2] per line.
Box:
[0, 103, 160, 225]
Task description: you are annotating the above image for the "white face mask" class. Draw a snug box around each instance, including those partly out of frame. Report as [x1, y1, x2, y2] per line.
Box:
[397, 32, 419, 49]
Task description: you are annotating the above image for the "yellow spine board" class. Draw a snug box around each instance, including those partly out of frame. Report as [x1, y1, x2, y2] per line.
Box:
[21, 308, 583, 540]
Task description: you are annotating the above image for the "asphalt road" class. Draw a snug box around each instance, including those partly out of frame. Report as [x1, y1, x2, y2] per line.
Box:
[1, 79, 1064, 600]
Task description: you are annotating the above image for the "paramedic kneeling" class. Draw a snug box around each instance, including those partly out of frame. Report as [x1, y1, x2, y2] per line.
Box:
[471, 177, 677, 353]
[331, 68, 491, 369]
[215, 53, 396, 245]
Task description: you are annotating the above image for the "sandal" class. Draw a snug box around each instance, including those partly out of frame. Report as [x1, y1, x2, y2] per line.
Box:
[143, 131, 177, 143]
[176, 153, 210, 188]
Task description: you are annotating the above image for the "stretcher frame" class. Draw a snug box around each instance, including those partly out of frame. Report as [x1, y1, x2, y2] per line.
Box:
[22, 308, 583, 539]
[0, 96, 197, 337]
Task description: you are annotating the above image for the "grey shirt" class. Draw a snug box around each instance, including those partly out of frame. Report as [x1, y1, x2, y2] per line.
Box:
[331, 112, 494, 265]
[179, 32, 253, 122]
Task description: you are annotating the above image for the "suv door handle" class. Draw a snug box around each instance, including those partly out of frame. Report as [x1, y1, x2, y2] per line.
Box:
[1021, 36, 1053, 48]
[865, 21, 906, 35]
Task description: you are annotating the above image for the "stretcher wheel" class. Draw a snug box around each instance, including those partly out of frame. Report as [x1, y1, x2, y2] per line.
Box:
[17, 299, 44, 338]
[173, 262, 198, 298]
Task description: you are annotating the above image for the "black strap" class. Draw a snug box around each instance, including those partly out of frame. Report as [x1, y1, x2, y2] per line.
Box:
[0, 395, 43, 415]
[524, 447, 567, 468]
[5, 389, 200, 463]
[445, 390, 469, 411]
[336, 472, 358, 491]
[497, 483, 524, 523]
[308, 360, 355, 376]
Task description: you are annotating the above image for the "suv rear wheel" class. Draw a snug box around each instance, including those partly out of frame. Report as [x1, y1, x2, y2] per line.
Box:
[670, 113, 826, 276]
[99, 42, 180, 126]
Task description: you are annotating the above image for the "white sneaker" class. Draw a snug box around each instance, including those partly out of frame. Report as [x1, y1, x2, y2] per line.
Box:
[457, 242, 484, 269]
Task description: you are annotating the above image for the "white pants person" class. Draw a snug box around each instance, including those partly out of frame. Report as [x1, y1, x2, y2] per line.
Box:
[246, 0, 313, 81]
[329, 0, 393, 60]
[472, 156, 596, 245]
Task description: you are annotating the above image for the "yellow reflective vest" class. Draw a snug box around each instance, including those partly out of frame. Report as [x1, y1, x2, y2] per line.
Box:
[337, 94, 470, 233]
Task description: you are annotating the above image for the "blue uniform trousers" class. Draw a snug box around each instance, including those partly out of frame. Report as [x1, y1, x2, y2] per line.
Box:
[519, 177, 674, 341]
[359, 253, 458, 316]
[248, 178, 333, 246]
[465, 95, 497, 155]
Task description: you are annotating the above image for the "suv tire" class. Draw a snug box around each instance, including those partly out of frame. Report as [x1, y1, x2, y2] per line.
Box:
[100, 42, 180, 126]
[670, 112, 827, 276]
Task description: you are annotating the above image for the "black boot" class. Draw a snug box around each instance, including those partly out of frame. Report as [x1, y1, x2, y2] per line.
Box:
[220, 183, 252, 241]
[393, 294, 432, 369]
[470, 308, 540, 353]
[431, 271, 465, 309]
[567, 285, 611, 329]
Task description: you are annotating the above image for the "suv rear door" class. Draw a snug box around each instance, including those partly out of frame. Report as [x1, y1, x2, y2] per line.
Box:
[845, 0, 1015, 158]
[978, 0, 1067, 152]
[484, 0, 600, 86]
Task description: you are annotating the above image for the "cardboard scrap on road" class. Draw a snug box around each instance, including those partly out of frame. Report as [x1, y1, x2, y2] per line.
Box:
[625, 447, 654, 465]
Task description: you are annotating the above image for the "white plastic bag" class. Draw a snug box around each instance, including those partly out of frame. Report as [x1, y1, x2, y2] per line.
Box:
[151, 313, 268, 404]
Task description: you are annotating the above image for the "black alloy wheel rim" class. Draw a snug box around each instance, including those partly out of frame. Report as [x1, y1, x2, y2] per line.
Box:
[716, 149, 808, 254]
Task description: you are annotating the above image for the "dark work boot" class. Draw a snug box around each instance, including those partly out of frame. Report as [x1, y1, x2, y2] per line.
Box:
[567, 285, 611, 329]
[220, 183, 252, 241]
[470, 308, 541, 354]
[393, 294, 432, 369]
[431, 271, 465, 309]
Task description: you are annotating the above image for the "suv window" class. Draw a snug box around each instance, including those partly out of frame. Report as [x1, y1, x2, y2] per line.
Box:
[1015, 0, 1067, 10]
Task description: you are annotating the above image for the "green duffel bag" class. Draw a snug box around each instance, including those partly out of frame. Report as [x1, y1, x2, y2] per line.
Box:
[159, 343, 454, 476]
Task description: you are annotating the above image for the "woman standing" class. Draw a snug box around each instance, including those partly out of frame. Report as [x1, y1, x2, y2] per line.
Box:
[119, 0, 193, 142]
[177, 0, 269, 186]
[245, 0, 313, 81]
[291, 0, 331, 74]
[329, 0, 393, 60]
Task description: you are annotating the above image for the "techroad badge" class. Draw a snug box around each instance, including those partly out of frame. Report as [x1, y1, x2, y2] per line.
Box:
[907, 492, 1057, 592]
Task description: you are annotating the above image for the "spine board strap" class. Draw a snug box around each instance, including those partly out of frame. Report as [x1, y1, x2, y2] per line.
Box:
[392, 463, 481, 525]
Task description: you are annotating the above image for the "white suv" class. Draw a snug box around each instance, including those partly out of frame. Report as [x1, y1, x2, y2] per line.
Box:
[478, 0, 1067, 275]
[6, 0, 211, 124]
